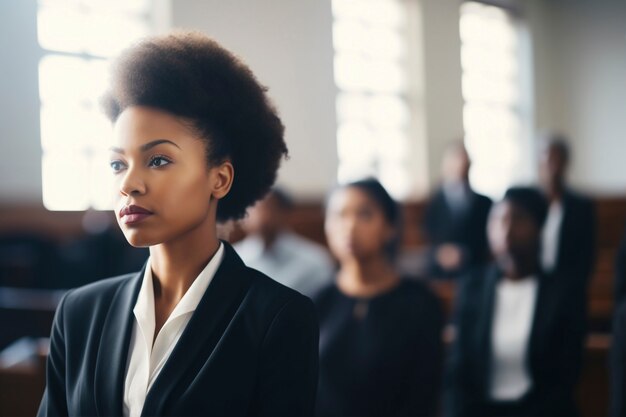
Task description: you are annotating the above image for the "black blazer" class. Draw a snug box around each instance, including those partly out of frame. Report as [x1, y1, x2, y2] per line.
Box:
[549, 189, 596, 294]
[423, 187, 492, 277]
[445, 264, 586, 417]
[37, 242, 319, 417]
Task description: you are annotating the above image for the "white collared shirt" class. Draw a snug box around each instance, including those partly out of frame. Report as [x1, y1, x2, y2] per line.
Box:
[489, 275, 538, 401]
[541, 201, 564, 272]
[122, 243, 225, 417]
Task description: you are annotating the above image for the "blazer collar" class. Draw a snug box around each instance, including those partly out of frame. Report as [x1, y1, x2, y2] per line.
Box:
[141, 241, 252, 416]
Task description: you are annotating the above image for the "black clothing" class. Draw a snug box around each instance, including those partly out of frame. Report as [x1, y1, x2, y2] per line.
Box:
[37, 242, 319, 417]
[423, 187, 492, 278]
[314, 279, 444, 417]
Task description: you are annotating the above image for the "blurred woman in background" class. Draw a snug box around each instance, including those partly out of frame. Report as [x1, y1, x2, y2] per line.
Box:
[445, 187, 586, 417]
[314, 178, 444, 417]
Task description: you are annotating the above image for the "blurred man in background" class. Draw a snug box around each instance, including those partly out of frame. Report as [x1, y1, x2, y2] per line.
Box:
[538, 134, 596, 296]
[422, 142, 492, 279]
[234, 188, 334, 298]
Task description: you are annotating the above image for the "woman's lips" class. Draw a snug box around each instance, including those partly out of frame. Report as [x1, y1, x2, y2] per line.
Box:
[119, 204, 154, 225]
[121, 212, 153, 225]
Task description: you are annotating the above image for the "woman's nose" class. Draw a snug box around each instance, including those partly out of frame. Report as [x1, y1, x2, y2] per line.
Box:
[119, 166, 146, 196]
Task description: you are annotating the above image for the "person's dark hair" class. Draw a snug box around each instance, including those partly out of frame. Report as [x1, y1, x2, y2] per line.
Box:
[502, 186, 549, 228]
[101, 31, 288, 222]
[544, 132, 571, 163]
[329, 178, 401, 258]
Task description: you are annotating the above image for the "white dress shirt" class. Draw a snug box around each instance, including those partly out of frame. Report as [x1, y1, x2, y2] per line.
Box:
[489, 275, 538, 401]
[541, 201, 564, 273]
[123, 243, 225, 417]
[234, 231, 333, 297]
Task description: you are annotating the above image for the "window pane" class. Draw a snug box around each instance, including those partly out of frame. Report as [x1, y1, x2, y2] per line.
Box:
[42, 152, 91, 210]
[38, 0, 151, 210]
[39, 56, 107, 106]
[38, 6, 86, 54]
[332, 0, 410, 199]
[460, 2, 526, 199]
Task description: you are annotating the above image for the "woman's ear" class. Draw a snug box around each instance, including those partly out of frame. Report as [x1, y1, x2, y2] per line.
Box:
[210, 161, 234, 200]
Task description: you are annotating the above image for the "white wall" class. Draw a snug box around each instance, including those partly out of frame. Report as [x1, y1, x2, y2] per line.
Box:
[0, 0, 43, 203]
[417, 0, 465, 187]
[529, 0, 626, 195]
[171, 0, 338, 200]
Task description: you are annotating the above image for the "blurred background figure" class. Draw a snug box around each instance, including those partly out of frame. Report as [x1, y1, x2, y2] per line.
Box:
[611, 300, 626, 417]
[315, 179, 444, 417]
[614, 228, 626, 305]
[422, 142, 492, 279]
[234, 188, 334, 298]
[446, 187, 586, 417]
[538, 134, 596, 296]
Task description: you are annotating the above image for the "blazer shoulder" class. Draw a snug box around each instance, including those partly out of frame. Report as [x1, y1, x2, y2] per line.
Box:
[244, 266, 314, 310]
[473, 192, 493, 208]
[62, 272, 137, 312]
[564, 189, 594, 208]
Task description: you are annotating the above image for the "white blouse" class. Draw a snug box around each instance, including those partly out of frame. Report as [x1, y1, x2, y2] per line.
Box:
[541, 201, 564, 272]
[489, 275, 538, 401]
[122, 243, 225, 417]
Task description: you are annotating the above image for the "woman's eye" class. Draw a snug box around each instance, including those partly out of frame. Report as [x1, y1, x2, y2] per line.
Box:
[110, 160, 125, 172]
[149, 156, 172, 168]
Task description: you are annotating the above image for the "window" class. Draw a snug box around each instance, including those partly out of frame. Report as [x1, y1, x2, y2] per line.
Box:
[460, 1, 531, 198]
[38, 0, 154, 210]
[331, 0, 412, 199]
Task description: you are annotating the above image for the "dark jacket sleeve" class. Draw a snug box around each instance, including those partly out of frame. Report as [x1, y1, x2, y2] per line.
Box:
[37, 291, 71, 417]
[575, 198, 597, 292]
[611, 301, 626, 417]
[529, 284, 587, 417]
[251, 295, 319, 417]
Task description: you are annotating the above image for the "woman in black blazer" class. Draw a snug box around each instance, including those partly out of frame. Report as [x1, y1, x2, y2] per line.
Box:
[445, 187, 586, 417]
[314, 179, 444, 417]
[37, 32, 318, 417]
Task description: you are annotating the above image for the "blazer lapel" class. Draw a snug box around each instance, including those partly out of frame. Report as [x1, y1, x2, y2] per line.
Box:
[141, 242, 253, 416]
[94, 266, 144, 416]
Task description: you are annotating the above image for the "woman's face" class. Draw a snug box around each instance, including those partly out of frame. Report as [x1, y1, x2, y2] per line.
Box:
[488, 200, 540, 265]
[324, 187, 394, 263]
[110, 106, 223, 247]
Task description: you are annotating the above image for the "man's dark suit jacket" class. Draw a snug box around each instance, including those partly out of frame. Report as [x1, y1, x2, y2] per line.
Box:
[37, 242, 319, 417]
[445, 264, 586, 417]
[423, 187, 492, 277]
[548, 189, 596, 296]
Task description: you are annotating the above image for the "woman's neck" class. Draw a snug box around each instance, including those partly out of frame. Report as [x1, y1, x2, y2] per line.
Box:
[337, 255, 399, 298]
[149, 218, 220, 304]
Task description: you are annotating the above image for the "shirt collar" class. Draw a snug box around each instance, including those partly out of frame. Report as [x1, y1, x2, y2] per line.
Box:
[133, 242, 226, 332]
